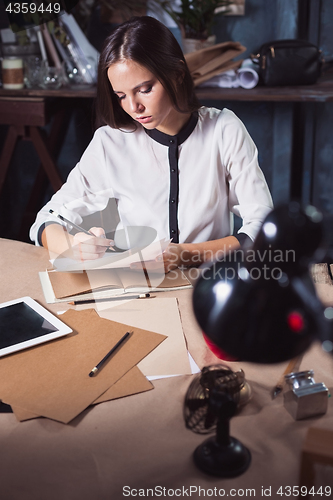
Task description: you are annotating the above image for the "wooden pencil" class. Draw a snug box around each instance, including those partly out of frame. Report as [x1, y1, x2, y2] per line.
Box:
[271, 355, 303, 399]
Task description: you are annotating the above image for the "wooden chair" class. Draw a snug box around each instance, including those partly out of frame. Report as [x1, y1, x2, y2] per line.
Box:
[0, 97, 66, 193]
[0, 96, 73, 239]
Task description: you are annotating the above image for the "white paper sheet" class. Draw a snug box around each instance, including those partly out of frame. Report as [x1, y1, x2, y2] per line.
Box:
[52, 238, 171, 272]
[98, 298, 192, 380]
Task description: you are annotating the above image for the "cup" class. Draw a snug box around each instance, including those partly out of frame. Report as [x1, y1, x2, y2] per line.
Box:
[40, 65, 65, 90]
[1, 57, 24, 89]
[24, 55, 46, 88]
[64, 59, 96, 88]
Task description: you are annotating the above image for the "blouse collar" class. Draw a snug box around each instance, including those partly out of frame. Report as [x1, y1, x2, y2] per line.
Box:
[144, 112, 198, 146]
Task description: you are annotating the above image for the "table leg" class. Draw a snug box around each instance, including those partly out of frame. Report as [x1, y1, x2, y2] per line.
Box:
[0, 125, 18, 193]
[19, 108, 72, 241]
[29, 125, 63, 192]
[299, 427, 333, 499]
[299, 452, 315, 499]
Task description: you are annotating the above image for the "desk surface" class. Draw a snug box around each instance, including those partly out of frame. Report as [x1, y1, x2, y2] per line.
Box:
[1, 73, 333, 102]
[0, 238, 332, 500]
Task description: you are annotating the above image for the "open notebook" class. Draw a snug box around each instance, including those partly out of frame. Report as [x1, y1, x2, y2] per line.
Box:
[40, 267, 192, 304]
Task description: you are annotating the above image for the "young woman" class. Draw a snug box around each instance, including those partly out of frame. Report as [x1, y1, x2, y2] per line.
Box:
[30, 16, 273, 271]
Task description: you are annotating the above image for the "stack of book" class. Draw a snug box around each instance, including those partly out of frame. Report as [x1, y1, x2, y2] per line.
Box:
[36, 11, 100, 86]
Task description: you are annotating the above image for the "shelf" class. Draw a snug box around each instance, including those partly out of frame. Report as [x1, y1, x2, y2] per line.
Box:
[195, 74, 333, 103]
[0, 74, 333, 102]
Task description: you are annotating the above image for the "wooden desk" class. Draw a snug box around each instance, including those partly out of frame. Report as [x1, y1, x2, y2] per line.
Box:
[0, 238, 332, 499]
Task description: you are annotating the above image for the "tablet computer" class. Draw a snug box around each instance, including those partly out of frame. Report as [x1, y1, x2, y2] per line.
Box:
[0, 296, 72, 357]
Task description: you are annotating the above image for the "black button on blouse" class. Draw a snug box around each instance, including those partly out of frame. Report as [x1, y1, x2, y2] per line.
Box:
[144, 112, 198, 243]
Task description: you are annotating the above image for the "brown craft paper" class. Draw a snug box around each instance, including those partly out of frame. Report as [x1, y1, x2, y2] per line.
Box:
[93, 365, 153, 403]
[47, 267, 191, 300]
[11, 365, 153, 421]
[184, 41, 246, 86]
[98, 298, 192, 379]
[0, 309, 165, 423]
[10, 406, 39, 421]
[48, 268, 145, 299]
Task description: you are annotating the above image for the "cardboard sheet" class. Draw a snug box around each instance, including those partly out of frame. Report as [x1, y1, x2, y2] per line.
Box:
[11, 366, 154, 421]
[0, 309, 165, 423]
[93, 365, 153, 403]
[48, 267, 160, 299]
[98, 298, 192, 379]
[41, 268, 192, 303]
[184, 41, 246, 85]
[10, 406, 39, 421]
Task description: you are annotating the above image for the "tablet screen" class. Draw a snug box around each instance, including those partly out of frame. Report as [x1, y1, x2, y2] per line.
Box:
[0, 302, 57, 349]
[0, 297, 72, 356]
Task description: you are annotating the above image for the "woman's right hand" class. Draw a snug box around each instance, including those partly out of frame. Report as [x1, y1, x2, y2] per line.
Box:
[72, 227, 114, 261]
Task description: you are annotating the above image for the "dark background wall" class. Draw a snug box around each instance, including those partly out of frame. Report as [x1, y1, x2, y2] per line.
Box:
[208, 0, 333, 245]
[0, 0, 332, 246]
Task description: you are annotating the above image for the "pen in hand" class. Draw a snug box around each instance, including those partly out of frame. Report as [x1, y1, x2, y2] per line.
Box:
[49, 209, 94, 236]
[49, 209, 115, 251]
[89, 331, 132, 377]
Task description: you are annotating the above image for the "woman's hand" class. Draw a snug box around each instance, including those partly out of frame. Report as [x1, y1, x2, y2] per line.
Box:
[130, 243, 183, 273]
[72, 227, 114, 261]
[129, 236, 242, 273]
[41, 224, 114, 260]
[157, 243, 183, 272]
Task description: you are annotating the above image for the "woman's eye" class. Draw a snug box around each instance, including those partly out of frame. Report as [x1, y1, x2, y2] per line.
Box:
[140, 86, 152, 94]
[115, 94, 125, 100]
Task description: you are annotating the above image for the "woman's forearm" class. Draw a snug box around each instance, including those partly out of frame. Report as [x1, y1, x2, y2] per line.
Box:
[41, 224, 74, 257]
[177, 236, 241, 267]
[41, 224, 114, 260]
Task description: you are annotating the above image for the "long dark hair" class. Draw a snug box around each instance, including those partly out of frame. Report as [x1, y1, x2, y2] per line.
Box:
[96, 16, 200, 129]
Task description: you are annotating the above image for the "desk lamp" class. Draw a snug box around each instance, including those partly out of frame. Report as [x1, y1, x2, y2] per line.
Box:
[189, 203, 332, 477]
[192, 203, 333, 364]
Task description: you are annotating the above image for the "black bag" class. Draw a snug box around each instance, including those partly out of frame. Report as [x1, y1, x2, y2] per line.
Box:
[252, 39, 323, 86]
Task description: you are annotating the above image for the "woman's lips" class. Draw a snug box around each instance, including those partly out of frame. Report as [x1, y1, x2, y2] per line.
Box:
[136, 116, 152, 124]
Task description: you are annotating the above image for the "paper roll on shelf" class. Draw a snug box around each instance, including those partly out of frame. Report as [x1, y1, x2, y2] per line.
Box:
[198, 58, 259, 89]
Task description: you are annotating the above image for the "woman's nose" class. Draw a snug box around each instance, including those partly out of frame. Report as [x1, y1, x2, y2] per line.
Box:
[129, 97, 144, 113]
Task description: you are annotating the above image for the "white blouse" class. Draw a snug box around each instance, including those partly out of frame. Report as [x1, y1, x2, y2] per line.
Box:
[30, 107, 273, 246]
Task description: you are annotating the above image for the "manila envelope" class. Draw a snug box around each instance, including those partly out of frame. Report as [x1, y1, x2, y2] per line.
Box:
[98, 298, 192, 379]
[11, 366, 154, 421]
[0, 309, 165, 423]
